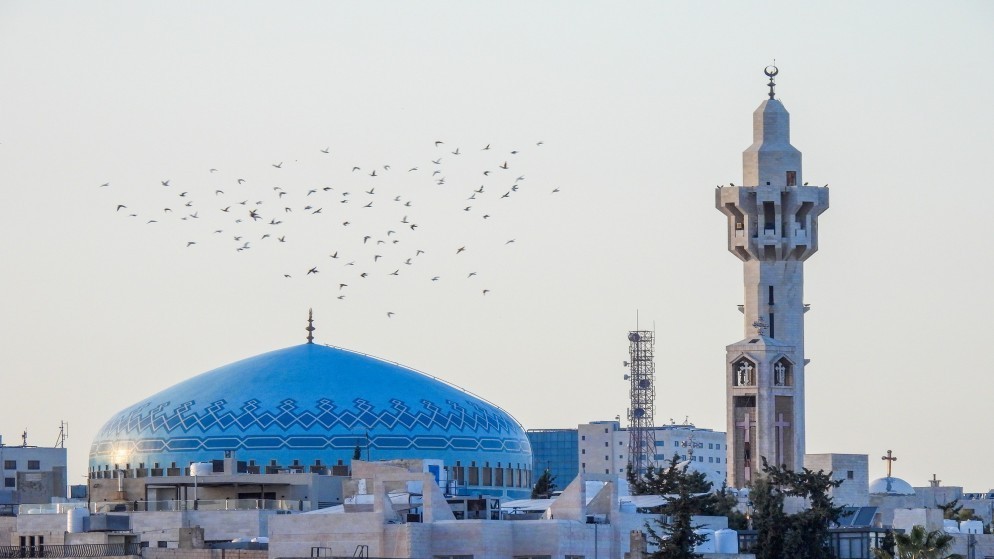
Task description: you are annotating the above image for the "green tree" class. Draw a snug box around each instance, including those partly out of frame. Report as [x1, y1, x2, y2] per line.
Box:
[751, 458, 845, 559]
[873, 525, 963, 559]
[531, 468, 557, 499]
[630, 454, 712, 497]
[645, 479, 710, 559]
[749, 475, 787, 559]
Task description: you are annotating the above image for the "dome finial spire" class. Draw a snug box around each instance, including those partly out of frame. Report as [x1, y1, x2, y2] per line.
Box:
[765, 62, 779, 100]
[306, 308, 315, 344]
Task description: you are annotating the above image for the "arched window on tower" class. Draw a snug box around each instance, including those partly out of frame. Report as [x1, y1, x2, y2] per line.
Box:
[733, 358, 756, 386]
[774, 358, 792, 387]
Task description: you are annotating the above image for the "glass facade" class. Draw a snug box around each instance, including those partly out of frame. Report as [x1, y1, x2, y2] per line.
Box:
[526, 429, 579, 492]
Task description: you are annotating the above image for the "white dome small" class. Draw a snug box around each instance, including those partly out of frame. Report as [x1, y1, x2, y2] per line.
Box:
[869, 476, 915, 495]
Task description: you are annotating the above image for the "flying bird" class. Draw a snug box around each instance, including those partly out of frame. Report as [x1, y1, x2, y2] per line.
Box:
[387, 312, 395, 318]
[116, 204, 127, 211]
[237, 178, 246, 184]
[456, 246, 466, 254]
[272, 162, 283, 168]
[186, 241, 196, 247]
[499, 161, 508, 169]
[161, 180, 170, 186]
[321, 147, 330, 154]
[307, 267, 319, 275]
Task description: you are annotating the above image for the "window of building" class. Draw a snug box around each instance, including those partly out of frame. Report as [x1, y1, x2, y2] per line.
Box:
[786, 171, 797, 187]
[514, 556, 551, 559]
[27, 460, 40, 470]
[604, 456, 608, 461]
[434, 556, 473, 559]
[605, 469, 609, 474]
[3, 460, 14, 470]
[604, 428, 608, 433]
[581, 449, 585, 454]
[847, 470, 854, 480]
[769, 285, 775, 305]
[619, 455, 623, 459]
[157, 542, 168, 549]
[604, 442, 609, 447]
[4, 478, 14, 488]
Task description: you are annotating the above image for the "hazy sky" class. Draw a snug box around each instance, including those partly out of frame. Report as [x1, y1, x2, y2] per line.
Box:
[1, 1, 992, 492]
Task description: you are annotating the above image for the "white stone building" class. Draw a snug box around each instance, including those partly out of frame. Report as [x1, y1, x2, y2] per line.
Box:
[577, 421, 727, 488]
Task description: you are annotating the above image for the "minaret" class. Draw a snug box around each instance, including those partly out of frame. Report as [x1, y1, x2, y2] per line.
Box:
[716, 66, 829, 488]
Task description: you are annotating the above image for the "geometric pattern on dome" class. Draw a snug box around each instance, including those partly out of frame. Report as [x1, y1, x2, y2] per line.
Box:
[90, 432, 526, 458]
[95, 396, 516, 438]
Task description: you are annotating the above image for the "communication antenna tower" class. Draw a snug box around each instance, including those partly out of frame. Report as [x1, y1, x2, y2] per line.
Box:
[55, 421, 69, 448]
[626, 329, 656, 477]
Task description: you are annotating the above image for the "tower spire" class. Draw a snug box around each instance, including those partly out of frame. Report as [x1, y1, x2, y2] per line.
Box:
[305, 308, 315, 344]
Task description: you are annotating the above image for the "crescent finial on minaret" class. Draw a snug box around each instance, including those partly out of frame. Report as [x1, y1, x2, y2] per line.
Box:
[765, 63, 778, 100]
[306, 308, 315, 344]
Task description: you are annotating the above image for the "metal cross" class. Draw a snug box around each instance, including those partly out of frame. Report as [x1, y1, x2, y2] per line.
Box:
[881, 450, 897, 477]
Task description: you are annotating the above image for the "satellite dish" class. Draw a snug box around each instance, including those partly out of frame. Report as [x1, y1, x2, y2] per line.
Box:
[628, 332, 641, 342]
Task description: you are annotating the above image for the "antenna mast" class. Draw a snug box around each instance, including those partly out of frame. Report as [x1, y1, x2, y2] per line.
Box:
[55, 421, 68, 448]
[626, 329, 656, 477]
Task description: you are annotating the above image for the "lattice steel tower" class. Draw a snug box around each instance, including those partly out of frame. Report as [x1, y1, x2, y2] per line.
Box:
[626, 330, 656, 477]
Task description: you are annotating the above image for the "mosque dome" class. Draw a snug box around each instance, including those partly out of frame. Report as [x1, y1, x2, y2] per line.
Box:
[89, 343, 532, 492]
[869, 476, 915, 496]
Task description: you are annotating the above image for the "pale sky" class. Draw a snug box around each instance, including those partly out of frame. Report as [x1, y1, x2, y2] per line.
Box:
[1, 1, 992, 492]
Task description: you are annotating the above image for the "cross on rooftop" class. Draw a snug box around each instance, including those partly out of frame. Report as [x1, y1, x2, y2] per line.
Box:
[881, 450, 897, 477]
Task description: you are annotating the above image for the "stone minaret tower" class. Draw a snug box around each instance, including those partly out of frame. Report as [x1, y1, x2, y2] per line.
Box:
[716, 67, 829, 488]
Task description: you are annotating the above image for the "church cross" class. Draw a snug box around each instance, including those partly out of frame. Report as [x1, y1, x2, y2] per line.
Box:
[881, 450, 897, 477]
[737, 362, 754, 385]
[774, 362, 787, 385]
[736, 413, 757, 481]
[774, 413, 790, 466]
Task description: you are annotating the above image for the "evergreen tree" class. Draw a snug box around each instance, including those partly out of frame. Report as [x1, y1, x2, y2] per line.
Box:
[749, 475, 786, 559]
[645, 479, 709, 559]
[750, 458, 845, 559]
[531, 468, 557, 499]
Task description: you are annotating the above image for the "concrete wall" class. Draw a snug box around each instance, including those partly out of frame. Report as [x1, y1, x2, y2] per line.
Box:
[804, 454, 869, 507]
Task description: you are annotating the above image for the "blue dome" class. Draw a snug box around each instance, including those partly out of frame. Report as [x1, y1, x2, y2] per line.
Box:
[90, 344, 531, 488]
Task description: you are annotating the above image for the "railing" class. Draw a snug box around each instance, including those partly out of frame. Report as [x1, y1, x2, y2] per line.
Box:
[16, 503, 88, 516]
[90, 499, 309, 513]
[0, 544, 141, 558]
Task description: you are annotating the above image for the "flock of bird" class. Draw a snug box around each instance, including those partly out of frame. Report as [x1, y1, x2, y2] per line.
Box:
[103, 140, 561, 318]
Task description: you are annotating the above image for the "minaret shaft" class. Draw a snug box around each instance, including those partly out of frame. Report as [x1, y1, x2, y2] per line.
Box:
[716, 70, 829, 487]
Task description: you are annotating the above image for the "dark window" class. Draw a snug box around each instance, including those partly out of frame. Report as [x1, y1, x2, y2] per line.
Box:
[847, 470, 854, 480]
[157, 542, 168, 548]
[769, 285, 775, 305]
[769, 312, 775, 338]
[3, 460, 14, 470]
[786, 171, 797, 186]
[4, 478, 14, 488]
[27, 460, 40, 470]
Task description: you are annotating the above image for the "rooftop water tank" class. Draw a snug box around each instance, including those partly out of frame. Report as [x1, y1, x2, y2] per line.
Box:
[67, 508, 89, 533]
[715, 529, 739, 554]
